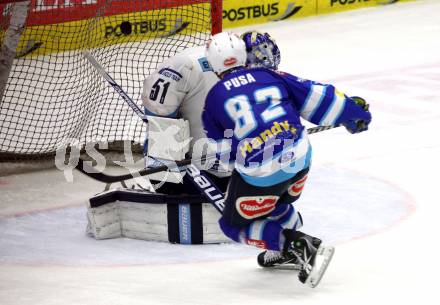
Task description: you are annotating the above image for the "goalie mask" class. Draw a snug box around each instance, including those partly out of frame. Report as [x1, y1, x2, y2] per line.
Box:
[241, 31, 281, 70]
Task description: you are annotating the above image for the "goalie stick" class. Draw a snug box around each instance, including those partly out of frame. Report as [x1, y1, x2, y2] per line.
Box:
[82, 51, 148, 122]
[75, 124, 340, 184]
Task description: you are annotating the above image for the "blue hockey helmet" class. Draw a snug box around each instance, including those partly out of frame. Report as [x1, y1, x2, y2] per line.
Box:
[241, 31, 281, 70]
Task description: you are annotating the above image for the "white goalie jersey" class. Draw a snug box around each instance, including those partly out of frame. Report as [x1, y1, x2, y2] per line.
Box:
[141, 46, 219, 148]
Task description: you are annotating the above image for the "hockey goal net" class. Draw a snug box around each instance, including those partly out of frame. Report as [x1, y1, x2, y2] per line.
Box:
[0, 0, 221, 168]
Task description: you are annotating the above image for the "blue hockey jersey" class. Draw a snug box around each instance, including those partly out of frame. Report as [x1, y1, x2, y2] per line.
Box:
[202, 67, 371, 187]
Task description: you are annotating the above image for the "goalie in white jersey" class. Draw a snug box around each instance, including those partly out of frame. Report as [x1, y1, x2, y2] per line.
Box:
[141, 33, 283, 193]
[141, 45, 218, 149]
[141, 45, 230, 193]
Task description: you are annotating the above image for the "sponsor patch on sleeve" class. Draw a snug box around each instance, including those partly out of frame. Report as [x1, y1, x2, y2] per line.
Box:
[198, 57, 213, 72]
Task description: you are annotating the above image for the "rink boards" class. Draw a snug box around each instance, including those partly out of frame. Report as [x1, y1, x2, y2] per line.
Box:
[222, 0, 418, 28]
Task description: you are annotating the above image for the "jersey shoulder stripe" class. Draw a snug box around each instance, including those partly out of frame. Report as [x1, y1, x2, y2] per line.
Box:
[300, 84, 327, 120]
[319, 92, 346, 125]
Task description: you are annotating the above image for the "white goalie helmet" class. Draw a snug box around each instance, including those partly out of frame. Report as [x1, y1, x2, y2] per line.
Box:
[205, 31, 247, 75]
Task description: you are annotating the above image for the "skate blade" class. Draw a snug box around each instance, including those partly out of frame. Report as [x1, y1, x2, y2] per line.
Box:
[305, 245, 335, 288]
[269, 264, 302, 271]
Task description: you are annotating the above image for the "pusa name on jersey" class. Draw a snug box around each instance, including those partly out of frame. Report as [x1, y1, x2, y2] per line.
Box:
[223, 73, 256, 91]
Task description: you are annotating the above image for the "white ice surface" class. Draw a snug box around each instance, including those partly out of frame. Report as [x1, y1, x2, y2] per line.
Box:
[1, 1, 440, 304]
[0, 167, 410, 266]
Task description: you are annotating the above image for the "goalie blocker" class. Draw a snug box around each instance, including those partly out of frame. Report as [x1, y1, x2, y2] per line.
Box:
[86, 188, 229, 244]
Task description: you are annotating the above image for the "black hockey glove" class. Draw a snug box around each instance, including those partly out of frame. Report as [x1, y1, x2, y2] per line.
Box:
[343, 96, 371, 134]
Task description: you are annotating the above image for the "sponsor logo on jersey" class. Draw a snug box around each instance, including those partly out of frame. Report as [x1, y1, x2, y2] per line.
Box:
[236, 196, 279, 219]
[198, 57, 213, 72]
[235, 196, 279, 219]
[279, 150, 295, 165]
[238, 120, 298, 158]
[245, 239, 267, 249]
[287, 174, 308, 196]
[223, 57, 237, 67]
[158, 68, 182, 81]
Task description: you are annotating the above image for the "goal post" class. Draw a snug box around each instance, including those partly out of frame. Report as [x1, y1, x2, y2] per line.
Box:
[0, 0, 222, 166]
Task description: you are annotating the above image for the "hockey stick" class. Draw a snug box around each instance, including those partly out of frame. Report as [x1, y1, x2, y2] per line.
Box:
[306, 124, 340, 134]
[75, 124, 340, 184]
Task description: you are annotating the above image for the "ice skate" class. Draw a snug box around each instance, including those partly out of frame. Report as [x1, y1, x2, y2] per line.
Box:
[284, 231, 334, 288]
[257, 250, 301, 270]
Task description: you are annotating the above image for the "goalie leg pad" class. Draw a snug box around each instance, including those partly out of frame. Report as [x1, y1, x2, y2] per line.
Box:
[86, 202, 122, 239]
[87, 188, 229, 244]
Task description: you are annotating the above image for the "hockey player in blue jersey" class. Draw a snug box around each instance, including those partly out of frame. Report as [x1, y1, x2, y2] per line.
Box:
[202, 31, 371, 287]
